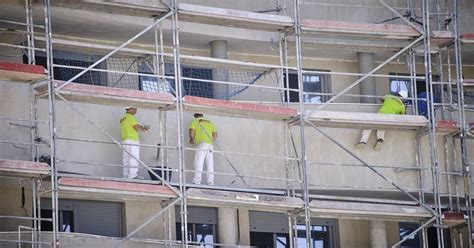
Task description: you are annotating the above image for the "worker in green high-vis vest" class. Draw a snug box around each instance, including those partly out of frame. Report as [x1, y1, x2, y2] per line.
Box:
[188, 113, 218, 186]
[120, 107, 149, 179]
[355, 90, 408, 151]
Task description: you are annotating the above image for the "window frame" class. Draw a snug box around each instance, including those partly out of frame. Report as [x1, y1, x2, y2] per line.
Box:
[249, 211, 339, 248]
[284, 70, 331, 103]
[175, 206, 218, 247]
[39, 199, 124, 237]
[28, 50, 107, 86]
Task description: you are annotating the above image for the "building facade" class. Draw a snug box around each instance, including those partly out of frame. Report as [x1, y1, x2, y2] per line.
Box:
[0, 0, 474, 247]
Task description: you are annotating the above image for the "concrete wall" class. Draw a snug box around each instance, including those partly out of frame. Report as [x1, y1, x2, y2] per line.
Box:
[0, 186, 33, 232]
[0, 81, 36, 161]
[1, 77, 473, 192]
[124, 201, 172, 239]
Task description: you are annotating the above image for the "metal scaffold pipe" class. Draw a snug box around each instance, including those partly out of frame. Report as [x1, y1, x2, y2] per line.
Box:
[293, 0, 312, 247]
[43, 0, 59, 247]
[421, 0, 444, 246]
[170, 1, 189, 246]
[453, 0, 473, 244]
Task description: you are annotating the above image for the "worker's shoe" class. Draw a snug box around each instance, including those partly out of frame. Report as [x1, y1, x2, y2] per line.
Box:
[355, 142, 366, 149]
[373, 139, 384, 151]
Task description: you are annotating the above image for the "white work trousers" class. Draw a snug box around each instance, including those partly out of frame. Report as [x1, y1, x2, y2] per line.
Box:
[123, 140, 140, 179]
[192, 142, 214, 185]
[359, 129, 385, 143]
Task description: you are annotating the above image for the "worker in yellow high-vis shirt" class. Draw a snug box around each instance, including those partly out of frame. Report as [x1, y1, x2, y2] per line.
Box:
[355, 90, 407, 151]
[120, 107, 149, 179]
[189, 113, 217, 185]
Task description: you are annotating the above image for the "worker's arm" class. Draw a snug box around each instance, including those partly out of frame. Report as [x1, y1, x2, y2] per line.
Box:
[212, 132, 218, 141]
[133, 124, 148, 132]
[189, 129, 195, 144]
[401, 105, 406, 115]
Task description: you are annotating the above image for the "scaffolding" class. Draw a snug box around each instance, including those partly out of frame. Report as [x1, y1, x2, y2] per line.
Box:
[0, 0, 472, 247]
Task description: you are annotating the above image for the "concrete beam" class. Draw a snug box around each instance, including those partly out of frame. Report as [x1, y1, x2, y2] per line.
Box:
[178, 3, 293, 31]
[461, 33, 474, 44]
[305, 110, 428, 130]
[35, 82, 175, 109]
[310, 200, 432, 221]
[301, 20, 421, 38]
[0, 61, 46, 83]
[183, 96, 298, 121]
[186, 188, 304, 212]
[58, 177, 177, 201]
[0, 159, 50, 178]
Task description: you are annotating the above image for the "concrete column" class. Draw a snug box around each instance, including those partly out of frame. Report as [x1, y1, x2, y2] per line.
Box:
[218, 207, 238, 247]
[237, 208, 251, 245]
[357, 52, 376, 103]
[210, 40, 229, 99]
[370, 220, 387, 248]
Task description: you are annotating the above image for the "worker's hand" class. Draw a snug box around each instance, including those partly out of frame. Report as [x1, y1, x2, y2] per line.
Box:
[142, 125, 150, 131]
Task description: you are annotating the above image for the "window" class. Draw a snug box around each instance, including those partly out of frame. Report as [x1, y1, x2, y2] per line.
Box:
[182, 67, 213, 98]
[296, 224, 335, 248]
[399, 223, 421, 248]
[427, 225, 452, 248]
[390, 77, 411, 96]
[40, 199, 123, 237]
[250, 232, 289, 248]
[40, 209, 74, 233]
[249, 211, 337, 248]
[284, 71, 330, 103]
[138, 62, 173, 94]
[389, 73, 441, 98]
[28, 50, 107, 86]
[176, 206, 217, 247]
[177, 223, 216, 246]
[145, 64, 214, 98]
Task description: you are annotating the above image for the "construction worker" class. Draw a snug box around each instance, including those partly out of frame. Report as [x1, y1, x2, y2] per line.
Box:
[120, 107, 149, 179]
[189, 113, 217, 185]
[355, 90, 408, 151]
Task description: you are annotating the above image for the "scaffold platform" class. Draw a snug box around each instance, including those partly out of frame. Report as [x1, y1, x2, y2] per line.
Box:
[35, 82, 175, 109]
[310, 200, 432, 221]
[304, 110, 428, 130]
[0, 159, 50, 178]
[461, 33, 474, 44]
[58, 177, 177, 201]
[186, 188, 304, 212]
[178, 3, 293, 31]
[0, 61, 46, 83]
[183, 96, 298, 121]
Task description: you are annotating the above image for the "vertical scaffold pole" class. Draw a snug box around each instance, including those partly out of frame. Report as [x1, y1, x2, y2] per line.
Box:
[171, 1, 188, 247]
[453, 0, 472, 245]
[422, 0, 444, 246]
[293, 0, 312, 247]
[43, 0, 58, 247]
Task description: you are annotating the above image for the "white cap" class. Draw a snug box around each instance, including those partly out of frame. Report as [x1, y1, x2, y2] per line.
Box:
[125, 106, 137, 110]
[398, 90, 408, 99]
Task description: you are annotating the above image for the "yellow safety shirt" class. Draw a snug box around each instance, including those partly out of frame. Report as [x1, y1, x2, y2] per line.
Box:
[378, 95, 406, 115]
[120, 113, 139, 141]
[189, 117, 217, 145]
